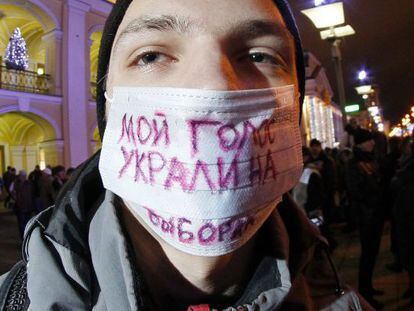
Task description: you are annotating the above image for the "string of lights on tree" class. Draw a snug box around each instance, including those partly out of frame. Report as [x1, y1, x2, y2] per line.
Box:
[4, 27, 29, 71]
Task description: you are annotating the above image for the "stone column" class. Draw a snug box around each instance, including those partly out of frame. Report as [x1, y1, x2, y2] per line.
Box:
[63, 0, 90, 167]
[9, 146, 25, 171]
[39, 140, 65, 167]
[42, 29, 63, 96]
[25, 146, 39, 171]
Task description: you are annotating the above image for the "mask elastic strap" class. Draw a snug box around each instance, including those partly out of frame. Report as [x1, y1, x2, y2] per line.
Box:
[104, 91, 113, 104]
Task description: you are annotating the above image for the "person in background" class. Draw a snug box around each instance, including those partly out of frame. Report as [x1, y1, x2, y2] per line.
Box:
[399, 137, 413, 170]
[346, 128, 385, 309]
[65, 167, 75, 182]
[52, 165, 66, 198]
[308, 138, 337, 250]
[331, 147, 339, 161]
[10, 170, 34, 239]
[0, 176, 4, 201]
[39, 168, 55, 212]
[2, 166, 12, 187]
[340, 118, 359, 150]
[372, 130, 388, 163]
[293, 147, 324, 224]
[336, 148, 355, 233]
[28, 165, 43, 214]
[3, 167, 16, 209]
[380, 137, 403, 272]
[391, 140, 414, 307]
[325, 147, 333, 158]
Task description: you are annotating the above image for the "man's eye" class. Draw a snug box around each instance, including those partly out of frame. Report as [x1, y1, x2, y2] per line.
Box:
[135, 52, 167, 66]
[248, 52, 277, 65]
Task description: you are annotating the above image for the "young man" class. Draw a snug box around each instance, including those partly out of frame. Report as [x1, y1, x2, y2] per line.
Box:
[0, 1, 371, 310]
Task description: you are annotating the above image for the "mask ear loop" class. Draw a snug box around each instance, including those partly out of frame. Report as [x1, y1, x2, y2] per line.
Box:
[104, 91, 114, 105]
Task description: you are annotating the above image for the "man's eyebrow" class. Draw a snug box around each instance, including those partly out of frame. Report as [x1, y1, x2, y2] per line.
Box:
[114, 15, 198, 48]
[226, 20, 292, 42]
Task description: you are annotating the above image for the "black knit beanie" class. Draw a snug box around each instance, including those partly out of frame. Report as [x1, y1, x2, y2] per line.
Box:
[354, 129, 373, 145]
[96, 0, 305, 140]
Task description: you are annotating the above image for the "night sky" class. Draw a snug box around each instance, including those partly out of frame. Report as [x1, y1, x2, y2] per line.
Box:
[289, 0, 414, 125]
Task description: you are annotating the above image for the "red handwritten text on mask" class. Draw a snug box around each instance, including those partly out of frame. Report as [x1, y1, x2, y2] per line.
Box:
[116, 108, 295, 192]
[145, 207, 256, 246]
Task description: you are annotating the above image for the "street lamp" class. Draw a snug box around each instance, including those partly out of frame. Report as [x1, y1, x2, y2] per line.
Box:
[302, 2, 355, 127]
[358, 70, 367, 81]
[355, 70, 374, 104]
[355, 85, 373, 96]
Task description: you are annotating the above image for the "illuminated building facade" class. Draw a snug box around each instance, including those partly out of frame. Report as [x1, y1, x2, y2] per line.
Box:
[301, 52, 343, 148]
[0, 0, 112, 172]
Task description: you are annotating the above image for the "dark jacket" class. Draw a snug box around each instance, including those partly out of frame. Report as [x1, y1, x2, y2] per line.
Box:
[308, 153, 336, 195]
[345, 148, 384, 225]
[391, 157, 414, 272]
[12, 179, 33, 214]
[38, 174, 54, 211]
[0, 152, 371, 310]
[28, 170, 42, 198]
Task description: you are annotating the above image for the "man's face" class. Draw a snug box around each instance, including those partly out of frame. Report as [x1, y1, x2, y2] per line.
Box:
[57, 171, 66, 180]
[310, 145, 321, 158]
[350, 118, 358, 129]
[106, 0, 297, 102]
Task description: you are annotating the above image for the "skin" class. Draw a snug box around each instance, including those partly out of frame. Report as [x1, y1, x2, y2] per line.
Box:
[105, 0, 298, 309]
[310, 144, 322, 158]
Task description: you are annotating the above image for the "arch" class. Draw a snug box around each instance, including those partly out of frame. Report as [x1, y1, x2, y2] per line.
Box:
[0, 0, 61, 32]
[0, 105, 61, 139]
[0, 110, 56, 142]
[88, 24, 104, 37]
[0, 111, 61, 171]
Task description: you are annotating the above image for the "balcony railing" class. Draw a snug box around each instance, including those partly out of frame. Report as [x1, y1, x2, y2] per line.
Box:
[0, 66, 51, 95]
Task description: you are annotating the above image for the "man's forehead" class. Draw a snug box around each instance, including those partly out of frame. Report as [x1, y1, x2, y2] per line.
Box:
[121, 0, 283, 22]
[113, 0, 291, 45]
[117, 15, 291, 42]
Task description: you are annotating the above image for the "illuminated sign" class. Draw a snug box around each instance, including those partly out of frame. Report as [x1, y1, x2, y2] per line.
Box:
[345, 104, 360, 113]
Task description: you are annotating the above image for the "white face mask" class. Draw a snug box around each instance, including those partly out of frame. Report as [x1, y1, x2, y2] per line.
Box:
[99, 85, 303, 256]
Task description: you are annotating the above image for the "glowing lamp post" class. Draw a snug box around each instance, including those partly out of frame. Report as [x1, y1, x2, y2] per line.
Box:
[302, 1, 355, 127]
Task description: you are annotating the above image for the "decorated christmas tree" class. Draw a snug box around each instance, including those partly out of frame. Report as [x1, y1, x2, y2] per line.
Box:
[4, 27, 29, 71]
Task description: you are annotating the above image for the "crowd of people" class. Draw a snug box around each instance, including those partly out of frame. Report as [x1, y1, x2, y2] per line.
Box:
[0, 165, 75, 238]
[293, 120, 414, 309]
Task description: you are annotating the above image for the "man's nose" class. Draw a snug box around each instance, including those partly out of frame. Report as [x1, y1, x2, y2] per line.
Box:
[176, 45, 241, 91]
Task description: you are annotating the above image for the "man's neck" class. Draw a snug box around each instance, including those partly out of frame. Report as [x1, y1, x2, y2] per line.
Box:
[120, 202, 258, 310]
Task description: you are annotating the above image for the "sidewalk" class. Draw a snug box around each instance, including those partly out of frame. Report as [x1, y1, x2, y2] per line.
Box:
[0, 207, 22, 275]
[332, 223, 411, 310]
